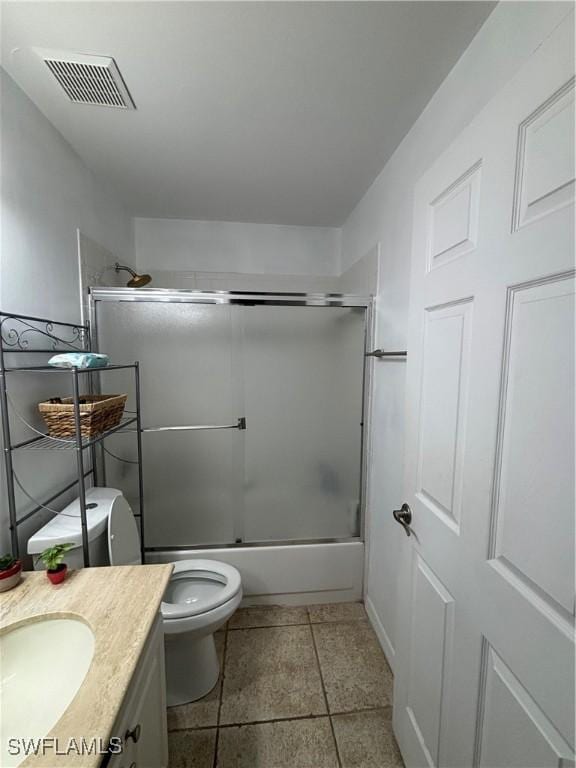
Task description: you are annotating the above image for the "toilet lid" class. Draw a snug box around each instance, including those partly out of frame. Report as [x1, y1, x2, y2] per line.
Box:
[161, 559, 241, 619]
[108, 496, 142, 566]
[27, 487, 122, 554]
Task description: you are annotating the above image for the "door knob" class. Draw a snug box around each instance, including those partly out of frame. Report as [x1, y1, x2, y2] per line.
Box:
[393, 503, 412, 536]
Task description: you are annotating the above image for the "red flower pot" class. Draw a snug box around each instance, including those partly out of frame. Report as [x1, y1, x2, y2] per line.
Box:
[0, 559, 22, 592]
[0, 560, 21, 580]
[47, 563, 68, 585]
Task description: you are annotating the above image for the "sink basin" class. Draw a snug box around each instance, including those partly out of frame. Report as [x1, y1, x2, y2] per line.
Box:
[0, 617, 95, 767]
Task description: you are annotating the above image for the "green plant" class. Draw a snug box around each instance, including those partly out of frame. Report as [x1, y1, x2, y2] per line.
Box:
[37, 543, 74, 571]
[0, 553, 17, 571]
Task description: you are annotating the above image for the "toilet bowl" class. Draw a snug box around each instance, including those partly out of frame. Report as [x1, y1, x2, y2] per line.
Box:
[27, 487, 243, 705]
[162, 561, 242, 704]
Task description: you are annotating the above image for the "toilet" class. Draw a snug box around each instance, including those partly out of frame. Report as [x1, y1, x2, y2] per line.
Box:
[27, 487, 242, 705]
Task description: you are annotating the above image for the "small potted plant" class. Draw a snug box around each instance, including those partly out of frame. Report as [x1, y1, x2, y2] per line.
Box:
[37, 543, 74, 585]
[0, 553, 22, 592]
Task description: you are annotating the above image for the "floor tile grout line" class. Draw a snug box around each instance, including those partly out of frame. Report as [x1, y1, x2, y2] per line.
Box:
[309, 622, 343, 768]
[328, 715, 341, 768]
[228, 621, 311, 631]
[228, 617, 367, 631]
[220, 712, 337, 729]
[168, 704, 395, 733]
[213, 622, 229, 768]
[309, 617, 367, 625]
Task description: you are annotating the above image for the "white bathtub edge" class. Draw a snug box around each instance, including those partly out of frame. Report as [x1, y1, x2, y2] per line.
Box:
[147, 541, 364, 607]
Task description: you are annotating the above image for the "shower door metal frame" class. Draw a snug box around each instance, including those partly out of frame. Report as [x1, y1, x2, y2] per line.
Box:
[89, 287, 374, 548]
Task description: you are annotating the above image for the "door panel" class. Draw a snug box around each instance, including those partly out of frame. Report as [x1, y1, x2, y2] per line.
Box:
[513, 78, 575, 230]
[395, 13, 575, 768]
[428, 161, 481, 271]
[417, 299, 472, 532]
[491, 276, 575, 617]
[404, 554, 455, 767]
[477, 644, 573, 768]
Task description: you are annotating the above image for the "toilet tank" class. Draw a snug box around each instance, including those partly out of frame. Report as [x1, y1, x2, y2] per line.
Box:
[27, 487, 124, 570]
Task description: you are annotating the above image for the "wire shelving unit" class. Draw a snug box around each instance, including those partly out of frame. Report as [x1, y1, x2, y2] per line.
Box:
[0, 311, 145, 566]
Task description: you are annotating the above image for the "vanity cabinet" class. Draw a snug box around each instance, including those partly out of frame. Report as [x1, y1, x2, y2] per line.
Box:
[103, 616, 168, 768]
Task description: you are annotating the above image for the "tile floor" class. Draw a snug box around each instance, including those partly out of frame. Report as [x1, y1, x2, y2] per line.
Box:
[168, 602, 404, 768]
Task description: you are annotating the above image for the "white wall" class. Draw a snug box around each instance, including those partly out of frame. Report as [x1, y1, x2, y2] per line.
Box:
[1, 70, 134, 318]
[134, 216, 341, 291]
[348, 1, 574, 669]
[339, 244, 379, 296]
[133, 217, 380, 294]
[138, 267, 343, 294]
[0, 70, 134, 556]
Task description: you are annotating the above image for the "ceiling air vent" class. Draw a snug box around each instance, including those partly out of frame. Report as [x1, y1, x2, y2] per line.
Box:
[37, 50, 136, 109]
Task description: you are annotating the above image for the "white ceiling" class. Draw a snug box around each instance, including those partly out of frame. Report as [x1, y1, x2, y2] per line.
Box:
[2, 2, 495, 226]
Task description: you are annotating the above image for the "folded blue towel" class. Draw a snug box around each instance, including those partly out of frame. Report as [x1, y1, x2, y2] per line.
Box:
[48, 353, 110, 369]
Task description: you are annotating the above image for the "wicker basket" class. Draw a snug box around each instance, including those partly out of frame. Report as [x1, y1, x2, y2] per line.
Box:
[38, 394, 127, 439]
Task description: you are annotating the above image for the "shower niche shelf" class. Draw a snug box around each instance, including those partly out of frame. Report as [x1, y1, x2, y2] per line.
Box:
[0, 311, 146, 568]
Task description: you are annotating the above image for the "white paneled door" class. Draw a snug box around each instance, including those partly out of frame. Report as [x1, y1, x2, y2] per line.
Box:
[394, 13, 575, 768]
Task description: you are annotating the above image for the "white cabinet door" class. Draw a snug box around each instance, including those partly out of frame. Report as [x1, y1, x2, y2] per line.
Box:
[394, 11, 575, 768]
[106, 617, 168, 768]
[123, 644, 168, 768]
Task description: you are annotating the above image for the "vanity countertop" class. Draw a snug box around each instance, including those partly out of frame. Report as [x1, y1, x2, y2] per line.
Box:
[0, 565, 173, 767]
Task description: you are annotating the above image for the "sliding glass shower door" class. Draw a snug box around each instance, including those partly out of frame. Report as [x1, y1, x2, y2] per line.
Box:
[98, 301, 244, 547]
[94, 293, 367, 549]
[241, 305, 365, 542]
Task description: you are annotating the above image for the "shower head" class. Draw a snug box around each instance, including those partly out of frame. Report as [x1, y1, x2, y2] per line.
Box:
[114, 262, 152, 288]
[127, 272, 152, 288]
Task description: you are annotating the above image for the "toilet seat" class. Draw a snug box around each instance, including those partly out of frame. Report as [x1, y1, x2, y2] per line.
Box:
[104, 494, 242, 626]
[161, 560, 242, 620]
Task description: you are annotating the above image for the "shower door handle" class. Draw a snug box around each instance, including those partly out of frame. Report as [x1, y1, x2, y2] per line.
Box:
[366, 349, 407, 358]
[140, 417, 246, 433]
